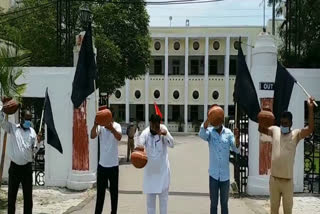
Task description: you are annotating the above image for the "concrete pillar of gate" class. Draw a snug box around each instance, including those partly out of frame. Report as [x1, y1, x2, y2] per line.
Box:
[247, 32, 277, 195]
[67, 33, 97, 190]
[247, 32, 305, 195]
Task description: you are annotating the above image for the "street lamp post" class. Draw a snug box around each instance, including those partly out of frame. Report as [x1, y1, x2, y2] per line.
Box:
[80, 5, 92, 29]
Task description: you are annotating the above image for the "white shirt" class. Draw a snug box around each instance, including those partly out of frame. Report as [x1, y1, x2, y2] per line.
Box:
[97, 122, 122, 168]
[0, 112, 36, 165]
[137, 124, 174, 194]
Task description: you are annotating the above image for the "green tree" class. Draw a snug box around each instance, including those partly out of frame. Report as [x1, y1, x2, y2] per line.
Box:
[0, 39, 29, 98]
[0, 0, 61, 66]
[92, 0, 151, 94]
[269, 0, 320, 68]
[0, 0, 151, 94]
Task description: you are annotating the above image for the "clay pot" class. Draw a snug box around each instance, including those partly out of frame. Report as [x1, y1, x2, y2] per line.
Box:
[208, 105, 224, 126]
[2, 97, 12, 103]
[95, 108, 112, 126]
[2, 98, 19, 115]
[134, 147, 145, 152]
[99, 105, 107, 111]
[257, 108, 275, 128]
[131, 149, 148, 169]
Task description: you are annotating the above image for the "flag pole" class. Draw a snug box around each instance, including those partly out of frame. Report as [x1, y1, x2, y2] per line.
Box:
[235, 102, 238, 129]
[94, 80, 98, 112]
[38, 104, 45, 134]
[296, 81, 318, 107]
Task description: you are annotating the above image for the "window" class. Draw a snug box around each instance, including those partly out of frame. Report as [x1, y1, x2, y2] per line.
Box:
[191, 60, 199, 75]
[190, 106, 199, 122]
[212, 91, 219, 100]
[209, 59, 218, 75]
[119, 105, 125, 121]
[115, 90, 121, 99]
[230, 58, 237, 75]
[192, 91, 199, 100]
[172, 105, 180, 121]
[154, 59, 162, 75]
[154, 41, 161, 50]
[234, 41, 240, 50]
[154, 90, 160, 99]
[173, 90, 179, 99]
[174, 41, 180, 50]
[213, 41, 220, 50]
[193, 41, 200, 50]
[135, 90, 141, 99]
[172, 60, 180, 75]
[136, 105, 144, 121]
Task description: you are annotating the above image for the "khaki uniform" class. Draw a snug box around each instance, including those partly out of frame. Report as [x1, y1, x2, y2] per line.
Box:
[269, 126, 302, 214]
[126, 125, 137, 161]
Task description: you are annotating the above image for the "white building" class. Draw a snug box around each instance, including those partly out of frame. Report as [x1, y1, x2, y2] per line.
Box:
[109, 22, 278, 132]
[0, 0, 17, 11]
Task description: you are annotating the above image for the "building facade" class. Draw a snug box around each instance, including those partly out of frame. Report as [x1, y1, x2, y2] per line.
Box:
[0, 0, 17, 11]
[109, 24, 275, 132]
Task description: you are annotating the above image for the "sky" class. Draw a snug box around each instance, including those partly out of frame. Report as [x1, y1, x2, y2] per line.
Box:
[146, 0, 274, 27]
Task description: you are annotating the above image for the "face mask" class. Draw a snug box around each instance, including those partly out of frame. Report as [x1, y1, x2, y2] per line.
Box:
[280, 126, 290, 134]
[22, 120, 32, 129]
[150, 129, 158, 135]
[213, 125, 221, 130]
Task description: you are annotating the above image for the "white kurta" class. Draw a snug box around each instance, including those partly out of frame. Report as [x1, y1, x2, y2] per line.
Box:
[138, 124, 174, 194]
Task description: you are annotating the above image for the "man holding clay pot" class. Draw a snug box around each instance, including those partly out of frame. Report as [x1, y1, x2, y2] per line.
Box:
[90, 109, 122, 214]
[199, 104, 240, 214]
[258, 97, 315, 214]
[136, 114, 174, 214]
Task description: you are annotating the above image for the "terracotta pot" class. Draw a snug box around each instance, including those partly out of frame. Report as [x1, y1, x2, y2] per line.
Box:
[208, 105, 224, 126]
[95, 109, 112, 126]
[99, 105, 107, 111]
[134, 147, 145, 152]
[131, 150, 148, 169]
[2, 99, 19, 115]
[2, 97, 12, 103]
[258, 108, 275, 128]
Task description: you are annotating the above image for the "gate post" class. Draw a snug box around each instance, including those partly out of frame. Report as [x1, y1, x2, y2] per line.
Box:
[247, 32, 277, 195]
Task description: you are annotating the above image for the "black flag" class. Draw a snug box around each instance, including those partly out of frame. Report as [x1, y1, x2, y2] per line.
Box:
[71, 23, 97, 108]
[44, 88, 63, 154]
[233, 42, 260, 122]
[273, 62, 296, 125]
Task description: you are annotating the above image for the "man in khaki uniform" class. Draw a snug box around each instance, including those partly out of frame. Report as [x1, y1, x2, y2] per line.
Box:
[126, 123, 137, 162]
[259, 97, 315, 214]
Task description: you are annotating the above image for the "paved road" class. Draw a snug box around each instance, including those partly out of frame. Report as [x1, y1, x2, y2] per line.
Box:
[70, 135, 262, 214]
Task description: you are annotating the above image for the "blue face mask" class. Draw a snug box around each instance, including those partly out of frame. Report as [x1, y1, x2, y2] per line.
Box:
[22, 120, 32, 129]
[280, 126, 290, 134]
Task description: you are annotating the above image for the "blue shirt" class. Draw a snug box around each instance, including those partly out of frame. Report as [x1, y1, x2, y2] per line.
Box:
[199, 124, 240, 181]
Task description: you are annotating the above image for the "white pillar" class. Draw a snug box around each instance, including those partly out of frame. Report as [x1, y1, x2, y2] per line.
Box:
[184, 37, 189, 133]
[125, 79, 130, 123]
[145, 71, 149, 127]
[204, 37, 209, 120]
[164, 37, 169, 126]
[247, 33, 278, 195]
[224, 36, 230, 117]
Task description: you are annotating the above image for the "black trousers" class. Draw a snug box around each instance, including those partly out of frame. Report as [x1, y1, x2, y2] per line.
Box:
[95, 165, 119, 214]
[8, 161, 33, 214]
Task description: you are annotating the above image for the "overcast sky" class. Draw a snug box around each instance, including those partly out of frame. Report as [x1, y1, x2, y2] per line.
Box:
[146, 0, 274, 27]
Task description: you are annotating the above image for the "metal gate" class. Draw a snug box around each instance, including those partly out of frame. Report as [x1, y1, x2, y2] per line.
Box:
[304, 101, 320, 193]
[21, 98, 45, 186]
[229, 109, 249, 196]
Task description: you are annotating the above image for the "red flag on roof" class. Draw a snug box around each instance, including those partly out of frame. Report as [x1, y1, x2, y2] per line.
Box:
[154, 102, 163, 120]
